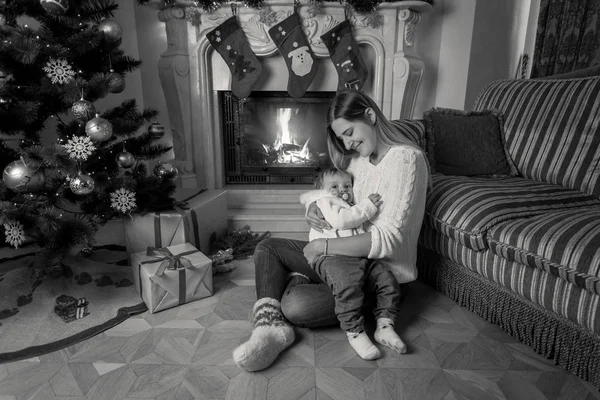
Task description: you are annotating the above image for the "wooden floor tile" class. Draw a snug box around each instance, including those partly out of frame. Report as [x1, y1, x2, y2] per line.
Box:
[1, 257, 599, 399]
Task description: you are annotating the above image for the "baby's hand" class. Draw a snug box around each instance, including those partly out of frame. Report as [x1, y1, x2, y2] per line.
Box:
[368, 193, 382, 208]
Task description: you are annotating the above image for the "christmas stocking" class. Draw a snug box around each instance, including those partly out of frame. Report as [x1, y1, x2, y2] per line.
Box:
[207, 16, 263, 98]
[268, 12, 318, 98]
[321, 20, 368, 90]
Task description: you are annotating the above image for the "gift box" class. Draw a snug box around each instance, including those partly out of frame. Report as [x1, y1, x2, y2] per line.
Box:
[123, 189, 228, 256]
[131, 243, 213, 313]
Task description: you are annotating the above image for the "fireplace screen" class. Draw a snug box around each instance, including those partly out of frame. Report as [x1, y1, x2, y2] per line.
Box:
[221, 91, 335, 184]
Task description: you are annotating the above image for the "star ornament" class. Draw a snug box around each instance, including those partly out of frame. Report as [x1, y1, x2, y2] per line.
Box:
[4, 220, 25, 248]
[65, 136, 96, 161]
[110, 188, 137, 213]
[43, 57, 76, 85]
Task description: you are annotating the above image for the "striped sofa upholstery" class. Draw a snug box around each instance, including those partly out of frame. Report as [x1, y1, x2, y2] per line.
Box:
[472, 77, 600, 198]
[425, 174, 600, 251]
[487, 209, 600, 296]
[391, 119, 426, 150]
[416, 75, 600, 388]
[419, 224, 600, 334]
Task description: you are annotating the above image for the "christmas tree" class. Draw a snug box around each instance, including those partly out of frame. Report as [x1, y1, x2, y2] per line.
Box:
[0, 0, 179, 279]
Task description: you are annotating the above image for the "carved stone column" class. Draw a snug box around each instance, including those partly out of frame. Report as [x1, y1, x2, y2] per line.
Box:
[394, 9, 424, 120]
[156, 6, 198, 188]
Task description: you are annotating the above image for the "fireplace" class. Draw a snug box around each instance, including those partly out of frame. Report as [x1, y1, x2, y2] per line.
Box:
[150, 0, 432, 189]
[221, 91, 335, 184]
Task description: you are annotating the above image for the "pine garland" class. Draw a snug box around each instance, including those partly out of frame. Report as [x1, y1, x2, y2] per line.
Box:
[137, 0, 434, 14]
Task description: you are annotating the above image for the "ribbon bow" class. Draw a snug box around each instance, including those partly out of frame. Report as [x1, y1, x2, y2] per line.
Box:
[146, 246, 195, 276]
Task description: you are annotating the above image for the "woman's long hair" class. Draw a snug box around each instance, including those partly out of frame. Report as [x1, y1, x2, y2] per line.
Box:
[326, 89, 422, 170]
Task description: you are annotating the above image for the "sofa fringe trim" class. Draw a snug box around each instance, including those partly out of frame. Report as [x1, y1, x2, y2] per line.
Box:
[417, 246, 600, 390]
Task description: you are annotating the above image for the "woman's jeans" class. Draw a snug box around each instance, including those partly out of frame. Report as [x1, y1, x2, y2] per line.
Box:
[253, 237, 405, 329]
[254, 237, 338, 328]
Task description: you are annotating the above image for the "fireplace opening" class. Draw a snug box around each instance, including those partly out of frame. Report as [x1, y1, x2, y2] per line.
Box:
[221, 91, 336, 184]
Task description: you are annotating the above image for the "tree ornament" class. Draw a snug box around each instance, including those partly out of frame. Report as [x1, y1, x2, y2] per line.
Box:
[4, 220, 26, 248]
[107, 70, 126, 93]
[70, 174, 95, 195]
[98, 19, 123, 43]
[80, 243, 94, 256]
[65, 136, 96, 161]
[43, 58, 76, 85]
[85, 114, 113, 142]
[0, 69, 13, 90]
[153, 162, 178, 179]
[72, 97, 96, 122]
[116, 151, 135, 168]
[321, 20, 368, 91]
[0, 95, 13, 109]
[147, 121, 165, 139]
[110, 188, 137, 213]
[3, 159, 45, 193]
[206, 16, 263, 99]
[39, 0, 69, 15]
[268, 12, 318, 98]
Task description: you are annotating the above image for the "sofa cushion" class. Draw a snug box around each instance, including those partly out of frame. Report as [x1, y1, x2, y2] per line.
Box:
[487, 209, 600, 296]
[472, 76, 600, 198]
[423, 108, 518, 177]
[391, 119, 426, 151]
[419, 225, 600, 334]
[426, 174, 600, 251]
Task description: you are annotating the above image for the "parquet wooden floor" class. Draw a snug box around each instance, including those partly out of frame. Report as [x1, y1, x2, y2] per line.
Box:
[1, 258, 599, 400]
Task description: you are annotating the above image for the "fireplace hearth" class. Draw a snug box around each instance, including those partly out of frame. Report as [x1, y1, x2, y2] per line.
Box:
[221, 91, 335, 184]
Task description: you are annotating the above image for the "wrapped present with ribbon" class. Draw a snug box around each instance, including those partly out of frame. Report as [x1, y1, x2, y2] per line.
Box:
[131, 243, 213, 313]
[123, 189, 228, 257]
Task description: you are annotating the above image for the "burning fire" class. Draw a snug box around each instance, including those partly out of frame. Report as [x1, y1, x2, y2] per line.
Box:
[261, 108, 316, 165]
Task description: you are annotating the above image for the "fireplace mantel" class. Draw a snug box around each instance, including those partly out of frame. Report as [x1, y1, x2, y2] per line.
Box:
[149, 0, 431, 189]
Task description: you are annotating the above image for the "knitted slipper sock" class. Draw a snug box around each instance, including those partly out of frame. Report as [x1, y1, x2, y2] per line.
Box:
[347, 331, 380, 360]
[233, 298, 295, 371]
[374, 317, 407, 354]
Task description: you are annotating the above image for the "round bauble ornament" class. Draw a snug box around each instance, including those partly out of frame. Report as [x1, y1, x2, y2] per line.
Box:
[98, 19, 122, 43]
[39, 0, 69, 15]
[153, 162, 178, 179]
[3, 160, 45, 193]
[148, 122, 165, 139]
[72, 98, 96, 122]
[116, 151, 135, 168]
[107, 71, 126, 94]
[69, 174, 95, 195]
[85, 114, 113, 142]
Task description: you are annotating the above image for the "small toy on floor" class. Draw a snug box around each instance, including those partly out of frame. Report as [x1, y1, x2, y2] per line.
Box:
[54, 295, 89, 322]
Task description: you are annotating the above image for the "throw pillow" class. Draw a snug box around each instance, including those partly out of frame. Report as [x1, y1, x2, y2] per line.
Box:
[423, 108, 518, 177]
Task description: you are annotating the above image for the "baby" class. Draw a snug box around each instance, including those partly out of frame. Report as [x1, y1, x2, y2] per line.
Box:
[299, 168, 407, 360]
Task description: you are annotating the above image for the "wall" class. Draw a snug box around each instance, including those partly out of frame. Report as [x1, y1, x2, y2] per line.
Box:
[464, 0, 533, 108]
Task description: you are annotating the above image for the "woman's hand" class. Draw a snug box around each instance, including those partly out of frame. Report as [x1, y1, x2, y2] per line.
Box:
[303, 238, 325, 267]
[306, 202, 331, 233]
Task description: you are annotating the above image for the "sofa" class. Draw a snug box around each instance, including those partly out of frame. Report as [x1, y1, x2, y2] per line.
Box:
[398, 75, 600, 388]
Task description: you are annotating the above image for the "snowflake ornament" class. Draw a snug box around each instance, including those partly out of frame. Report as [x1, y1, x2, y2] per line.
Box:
[4, 220, 25, 248]
[110, 188, 137, 213]
[65, 136, 96, 161]
[43, 58, 76, 85]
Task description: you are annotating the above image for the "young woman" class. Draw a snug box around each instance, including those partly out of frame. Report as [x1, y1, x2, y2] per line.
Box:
[232, 89, 430, 371]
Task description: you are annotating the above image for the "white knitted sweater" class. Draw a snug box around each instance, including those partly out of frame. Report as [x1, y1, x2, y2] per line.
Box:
[346, 145, 429, 283]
